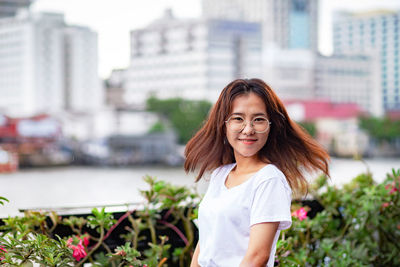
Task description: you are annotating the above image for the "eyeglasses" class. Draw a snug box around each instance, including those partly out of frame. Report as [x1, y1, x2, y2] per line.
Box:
[225, 115, 271, 133]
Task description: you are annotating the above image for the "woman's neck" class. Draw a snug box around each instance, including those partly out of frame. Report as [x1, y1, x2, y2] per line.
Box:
[233, 154, 269, 174]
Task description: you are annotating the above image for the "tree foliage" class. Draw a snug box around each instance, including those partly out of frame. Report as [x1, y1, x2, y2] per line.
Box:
[146, 97, 212, 144]
[148, 121, 165, 133]
[359, 116, 400, 141]
[297, 121, 317, 138]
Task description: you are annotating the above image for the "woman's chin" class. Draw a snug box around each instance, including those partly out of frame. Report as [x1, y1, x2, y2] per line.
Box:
[235, 150, 259, 159]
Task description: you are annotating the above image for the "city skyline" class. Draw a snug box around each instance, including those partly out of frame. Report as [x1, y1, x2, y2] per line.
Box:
[31, 0, 400, 79]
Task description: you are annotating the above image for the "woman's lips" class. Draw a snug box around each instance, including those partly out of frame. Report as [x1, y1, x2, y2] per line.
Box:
[239, 138, 257, 145]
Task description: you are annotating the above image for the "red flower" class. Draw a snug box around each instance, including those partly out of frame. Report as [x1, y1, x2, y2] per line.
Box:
[292, 207, 308, 221]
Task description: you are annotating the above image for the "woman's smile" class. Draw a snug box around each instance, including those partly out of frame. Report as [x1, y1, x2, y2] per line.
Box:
[238, 138, 258, 145]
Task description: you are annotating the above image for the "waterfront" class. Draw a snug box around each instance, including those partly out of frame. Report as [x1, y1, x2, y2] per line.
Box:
[0, 157, 399, 217]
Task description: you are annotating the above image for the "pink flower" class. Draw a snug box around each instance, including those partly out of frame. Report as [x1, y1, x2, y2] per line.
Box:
[281, 250, 291, 257]
[66, 237, 73, 246]
[382, 202, 391, 208]
[66, 237, 87, 261]
[0, 246, 7, 262]
[385, 182, 399, 194]
[82, 235, 90, 247]
[114, 249, 127, 257]
[292, 207, 308, 221]
[71, 241, 87, 261]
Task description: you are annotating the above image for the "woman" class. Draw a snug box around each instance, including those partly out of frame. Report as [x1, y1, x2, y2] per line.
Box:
[185, 78, 329, 267]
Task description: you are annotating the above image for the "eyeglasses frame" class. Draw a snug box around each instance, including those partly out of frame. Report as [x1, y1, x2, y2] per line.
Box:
[225, 115, 272, 133]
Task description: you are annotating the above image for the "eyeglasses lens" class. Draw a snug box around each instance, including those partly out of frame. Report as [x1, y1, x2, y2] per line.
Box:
[226, 116, 270, 133]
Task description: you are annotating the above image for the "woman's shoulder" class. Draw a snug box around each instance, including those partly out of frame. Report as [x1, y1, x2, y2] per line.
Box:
[254, 164, 291, 191]
[203, 163, 235, 190]
[211, 163, 236, 179]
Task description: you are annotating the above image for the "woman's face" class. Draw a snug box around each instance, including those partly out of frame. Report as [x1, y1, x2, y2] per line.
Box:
[225, 92, 270, 161]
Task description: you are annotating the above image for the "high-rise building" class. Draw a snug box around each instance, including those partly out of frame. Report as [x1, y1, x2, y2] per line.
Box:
[0, 0, 32, 18]
[202, 0, 319, 101]
[315, 54, 382, 116]
[0, 12, 65, 116]
[124, 10, 262, 105]
[263, 49, 315, 99]
[333, 10, 400, 112]
[0, 11, 101, 116]
[64, 25, 102, 112]
[202, 0, 319, 51]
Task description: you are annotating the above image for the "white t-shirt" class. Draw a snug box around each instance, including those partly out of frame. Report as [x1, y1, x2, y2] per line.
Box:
[197, 163, 292, 267]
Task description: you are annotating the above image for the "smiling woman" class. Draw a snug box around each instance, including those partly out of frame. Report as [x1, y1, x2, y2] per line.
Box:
[184, 78, 330, 267]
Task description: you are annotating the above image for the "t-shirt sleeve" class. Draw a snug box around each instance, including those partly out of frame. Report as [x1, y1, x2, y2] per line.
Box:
[250, 177, 292, 230]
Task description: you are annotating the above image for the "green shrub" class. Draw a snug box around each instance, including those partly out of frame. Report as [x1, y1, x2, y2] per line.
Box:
[0, 176, 200, 267]
[1, 169, 399, 266]
[277, 169, 400, 266]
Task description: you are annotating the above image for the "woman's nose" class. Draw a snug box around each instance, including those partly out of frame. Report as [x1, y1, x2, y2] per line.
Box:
[241, 121, 255, 135]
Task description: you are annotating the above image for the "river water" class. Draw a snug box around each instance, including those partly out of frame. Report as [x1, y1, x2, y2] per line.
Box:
[0, 157, 399, 217]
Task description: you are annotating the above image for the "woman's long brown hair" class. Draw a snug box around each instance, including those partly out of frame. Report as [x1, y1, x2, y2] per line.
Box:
[184, 78, 329, 194]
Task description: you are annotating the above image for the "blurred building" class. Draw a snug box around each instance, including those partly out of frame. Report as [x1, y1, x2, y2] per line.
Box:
[333, 10, 400, 113]
[285, 100, 368, 157]
[0, 0, 32, 18]
[315, 54, 382, 116]
[64, 25, 102, 112]
[124, 9, 262, 105]
[202, 0, 319, 51]
[107, 130, 181, 166]
[263, 49, 315, 99]
[0, 12, 65, 116]
[105, 68, 127, 108]
[201, 0, 319, 101]
[58, 108, 159, 141]
[0, 11, 101, 116]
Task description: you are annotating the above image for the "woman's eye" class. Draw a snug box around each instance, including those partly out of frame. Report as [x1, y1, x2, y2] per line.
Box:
[254, 117, 267, 122]
[232, 117, 243, 121]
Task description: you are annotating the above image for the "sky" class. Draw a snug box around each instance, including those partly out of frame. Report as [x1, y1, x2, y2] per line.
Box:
[31, 0, 400, 79]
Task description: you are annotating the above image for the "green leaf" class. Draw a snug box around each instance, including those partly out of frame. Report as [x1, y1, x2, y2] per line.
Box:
[0, 196, 9, 206]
